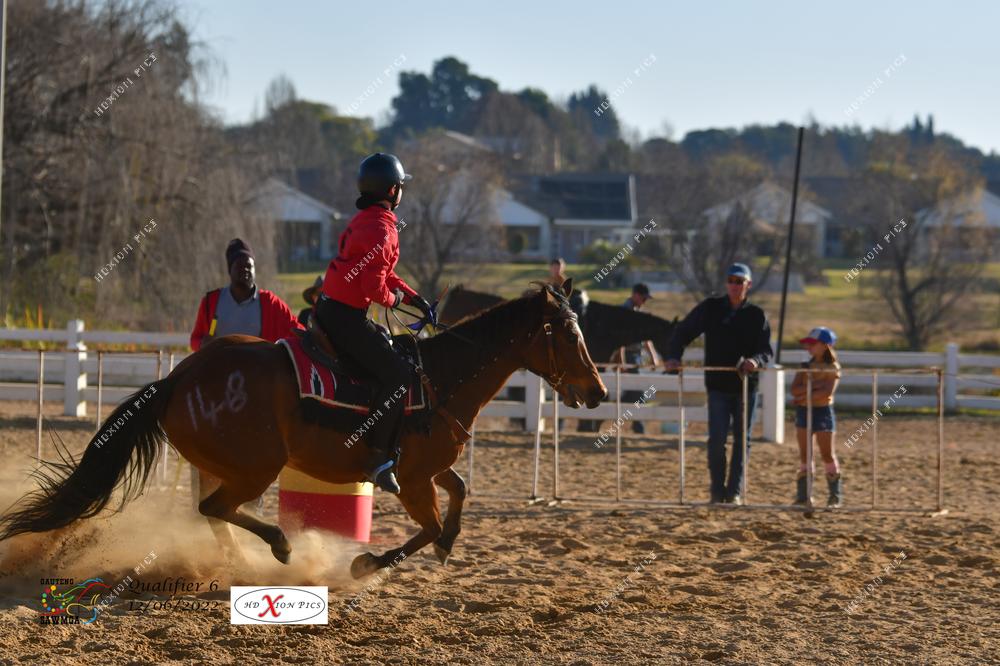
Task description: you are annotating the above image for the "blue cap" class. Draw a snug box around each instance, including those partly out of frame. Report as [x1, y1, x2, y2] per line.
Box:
[727, 263, 752, 281]
[800, 327, 837, 346]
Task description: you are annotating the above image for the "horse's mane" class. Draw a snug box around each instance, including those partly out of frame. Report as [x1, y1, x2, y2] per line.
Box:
[419, 283, 573, 390]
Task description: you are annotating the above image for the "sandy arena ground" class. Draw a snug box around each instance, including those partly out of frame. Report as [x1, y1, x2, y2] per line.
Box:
[0, 400, 997, 665]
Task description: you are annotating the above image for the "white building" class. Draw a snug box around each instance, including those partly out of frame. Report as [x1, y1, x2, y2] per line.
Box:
[252, 178, 342, 269]
[504, 173, 638, 262]
[918, 187, 1000, 259]
[703, 182, 832, 258]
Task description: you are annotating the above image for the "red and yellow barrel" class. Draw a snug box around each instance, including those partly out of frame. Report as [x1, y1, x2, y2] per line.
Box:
[277, 468, 373, 542]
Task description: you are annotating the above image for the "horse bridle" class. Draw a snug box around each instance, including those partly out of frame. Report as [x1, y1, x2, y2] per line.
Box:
[533, 312, 577, 392]
[402, 293, 579, 442]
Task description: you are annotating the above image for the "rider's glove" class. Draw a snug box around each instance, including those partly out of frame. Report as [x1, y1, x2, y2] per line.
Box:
[409, 294, 436, 325]
[391, 288, 405, 308]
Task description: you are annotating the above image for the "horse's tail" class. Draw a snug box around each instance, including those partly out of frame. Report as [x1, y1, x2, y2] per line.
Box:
[0, 377, 174, 541]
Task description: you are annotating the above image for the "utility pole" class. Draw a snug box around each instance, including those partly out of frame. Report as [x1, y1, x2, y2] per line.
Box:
[775, 126, 804, 365]
[0, 0, 7, 317]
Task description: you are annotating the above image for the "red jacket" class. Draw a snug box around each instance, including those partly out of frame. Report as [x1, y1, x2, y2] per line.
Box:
[190, 288, 302, 351]
[322, 205, 417, 309]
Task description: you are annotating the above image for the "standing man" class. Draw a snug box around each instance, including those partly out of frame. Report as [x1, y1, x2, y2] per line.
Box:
[189, 238, 303, 512]
[190, 238, 302, 351]
[617, 283, 660, 434]
[664, 263, 772, 504]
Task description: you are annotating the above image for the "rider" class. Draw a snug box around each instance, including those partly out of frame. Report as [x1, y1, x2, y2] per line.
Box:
[314, 153, 434, 494]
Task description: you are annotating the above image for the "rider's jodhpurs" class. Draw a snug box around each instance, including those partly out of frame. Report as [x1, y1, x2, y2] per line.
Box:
[315, 297, 410, 459]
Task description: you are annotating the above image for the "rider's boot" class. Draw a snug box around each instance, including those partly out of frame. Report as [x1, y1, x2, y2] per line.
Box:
[365, 431, 400, 494]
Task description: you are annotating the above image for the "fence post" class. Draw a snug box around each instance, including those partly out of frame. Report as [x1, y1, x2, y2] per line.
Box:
[528, 372, 544, 500]
[64, 319, 87, 417]
[761, 364, 785, 444]
[525, 372, 544, 433]
[944, 343, 958, 411]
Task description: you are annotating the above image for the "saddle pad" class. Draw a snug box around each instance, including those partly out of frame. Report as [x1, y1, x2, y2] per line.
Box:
[278, 336, 426, 414]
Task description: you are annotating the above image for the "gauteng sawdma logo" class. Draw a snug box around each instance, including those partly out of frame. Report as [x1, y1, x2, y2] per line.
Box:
[230, 586, 328, 625]
[39, 577, 109, 625]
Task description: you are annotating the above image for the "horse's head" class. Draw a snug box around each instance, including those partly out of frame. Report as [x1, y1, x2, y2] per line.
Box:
[524, 280, 608, 409]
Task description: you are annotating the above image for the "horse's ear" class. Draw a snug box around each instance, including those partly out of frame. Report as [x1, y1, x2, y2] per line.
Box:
[561, 278, 573, 297]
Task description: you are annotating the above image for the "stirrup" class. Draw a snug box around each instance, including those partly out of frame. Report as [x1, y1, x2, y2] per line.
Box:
[368, 460, 400, 494]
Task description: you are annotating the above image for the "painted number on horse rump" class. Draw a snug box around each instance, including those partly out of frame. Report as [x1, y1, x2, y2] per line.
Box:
[186, 371, 248, 430]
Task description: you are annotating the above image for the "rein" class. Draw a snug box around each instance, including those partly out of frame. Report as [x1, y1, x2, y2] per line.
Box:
[390, 299, 575, 444]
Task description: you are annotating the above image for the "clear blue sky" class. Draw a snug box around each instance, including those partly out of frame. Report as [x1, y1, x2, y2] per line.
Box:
[176, 0, 999, 154]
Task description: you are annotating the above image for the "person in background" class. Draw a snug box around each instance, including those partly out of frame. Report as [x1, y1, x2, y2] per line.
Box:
[664, 263, 773, 505]
[547, 257, 588, 319]
[617, 283, 660, 434]
[190, 238, 302, 351]
[548, 257, 568, 287]
[790, 327, 842, 507]
[188, 238, 302, 514]
[299, 276, 323, 329]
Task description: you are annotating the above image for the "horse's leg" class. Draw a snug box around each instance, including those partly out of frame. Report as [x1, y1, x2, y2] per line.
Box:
[199, 483, 293, 565]
[432, 467, 467, 565]
[203, 513, 253, 568]
[350, 479, 442, 579]
[190, 469, 246, 562]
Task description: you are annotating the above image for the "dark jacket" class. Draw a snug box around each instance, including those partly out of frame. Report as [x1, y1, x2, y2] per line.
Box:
[667, 295, 773, 394]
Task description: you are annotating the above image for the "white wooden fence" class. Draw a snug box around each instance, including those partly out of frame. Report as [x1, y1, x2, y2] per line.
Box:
[2, 320, 999, 446]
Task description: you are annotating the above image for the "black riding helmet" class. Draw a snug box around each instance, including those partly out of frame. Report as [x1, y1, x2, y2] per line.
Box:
[357, 153, 411, 200]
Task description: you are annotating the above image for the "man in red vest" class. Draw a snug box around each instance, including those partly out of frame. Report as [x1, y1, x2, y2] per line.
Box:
[188, 238, 302, 513]
[190, 238, 301, 351]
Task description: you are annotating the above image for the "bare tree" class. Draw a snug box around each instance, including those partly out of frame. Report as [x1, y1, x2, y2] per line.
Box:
[848, 143, 989, 350]
[394, 132, 503, 297]
[645, 154, 787, 301]
[1, 0, 277, 330]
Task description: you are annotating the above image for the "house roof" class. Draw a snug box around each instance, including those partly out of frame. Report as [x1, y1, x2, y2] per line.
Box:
[508, 173, 636, 222]
[402, 130, 494, 154]
[703, 182, 832, 229]
[920, 187, 1000, 228]
[291, 168, 340, 206]
[441, 130, 494, 152]
[252, 178, 342, 222]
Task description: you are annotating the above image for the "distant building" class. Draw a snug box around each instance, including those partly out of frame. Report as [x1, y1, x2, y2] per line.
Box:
[252, 179, 342, 270]
[703, 182, 832, 258]
[505, 173, 638, 262]
[918, 187, 1000, 259]
[414, 130, 638, 262]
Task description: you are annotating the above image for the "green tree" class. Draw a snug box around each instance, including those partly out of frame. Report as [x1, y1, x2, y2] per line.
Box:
[389, 56, 498, 137]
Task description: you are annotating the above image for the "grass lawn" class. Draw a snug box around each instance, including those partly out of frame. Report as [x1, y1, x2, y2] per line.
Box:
[277, 261, 1000, 354]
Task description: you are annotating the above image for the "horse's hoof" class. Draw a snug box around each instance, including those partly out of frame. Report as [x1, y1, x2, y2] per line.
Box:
[350, 552, 381, 579]
[271, 544, 292, 565]
[433, 543, 450, 566]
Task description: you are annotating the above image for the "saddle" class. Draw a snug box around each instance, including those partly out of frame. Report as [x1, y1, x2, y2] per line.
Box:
[279, 323, 472, 444]
[279, 327, 427, 416]
[294, 326, 359, 377]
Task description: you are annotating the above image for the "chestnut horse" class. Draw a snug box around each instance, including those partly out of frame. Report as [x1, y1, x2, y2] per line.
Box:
[0, 282, 606, 578]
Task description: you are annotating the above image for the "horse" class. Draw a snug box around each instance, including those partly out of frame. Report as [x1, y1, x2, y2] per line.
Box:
[438, 285, 505, 326]
[0, 282, 607, 579]
[438, 287, 677, 365]
[579, 301, 677, 365]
